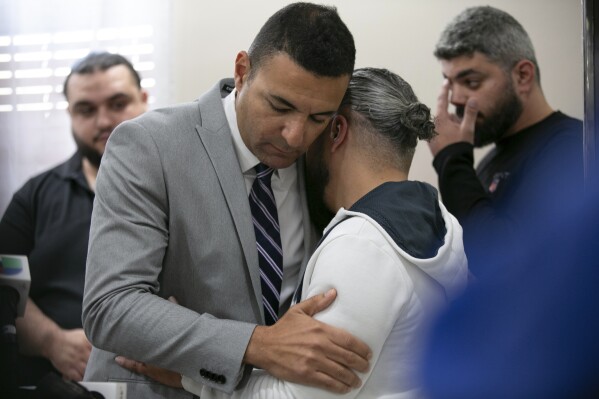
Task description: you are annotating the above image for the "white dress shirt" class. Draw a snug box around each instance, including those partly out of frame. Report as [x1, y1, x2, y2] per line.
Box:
[222, 90, 304, 311]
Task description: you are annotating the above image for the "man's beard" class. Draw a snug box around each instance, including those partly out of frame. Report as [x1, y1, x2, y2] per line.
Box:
[305, 133, 333, 232]
[457, 79, 524, 148]
[72, 129, 103, 168]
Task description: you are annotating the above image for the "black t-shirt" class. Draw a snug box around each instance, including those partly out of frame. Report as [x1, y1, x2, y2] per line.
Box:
[433, 111, 583, 277]
[0, 152, 94, 385]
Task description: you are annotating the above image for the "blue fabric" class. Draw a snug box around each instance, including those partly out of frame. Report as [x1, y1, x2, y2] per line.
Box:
[421, 188, 599, 398]
[433, 112, 583, 277]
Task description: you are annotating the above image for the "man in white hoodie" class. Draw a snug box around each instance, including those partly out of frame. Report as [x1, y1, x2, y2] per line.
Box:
[121, 68, 469, 398]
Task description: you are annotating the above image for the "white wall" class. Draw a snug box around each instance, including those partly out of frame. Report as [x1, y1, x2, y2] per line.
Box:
[170, 0, 583, 187]
[0, 0, 172, 214]
[0, 0, 583, 214]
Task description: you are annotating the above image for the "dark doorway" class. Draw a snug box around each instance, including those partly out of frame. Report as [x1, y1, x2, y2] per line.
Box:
[584, 0, 599, 187]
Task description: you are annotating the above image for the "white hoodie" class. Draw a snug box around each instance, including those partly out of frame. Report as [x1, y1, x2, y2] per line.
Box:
[184, 181, 468, 399]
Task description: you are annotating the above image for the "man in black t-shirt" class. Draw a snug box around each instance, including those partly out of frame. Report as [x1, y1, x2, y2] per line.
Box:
[0, 52, 147, 386]
[428, 6, 583, 277]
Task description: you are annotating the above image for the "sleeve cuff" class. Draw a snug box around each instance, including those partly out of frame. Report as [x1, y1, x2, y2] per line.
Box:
[432, 142, 474, 174]
[181, 375, 205, 396]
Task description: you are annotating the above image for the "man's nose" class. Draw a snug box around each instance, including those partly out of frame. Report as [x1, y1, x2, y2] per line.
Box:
[449, 86, 467, 106]
[95, 106, 115, 131]
[282, 118, 306, 149]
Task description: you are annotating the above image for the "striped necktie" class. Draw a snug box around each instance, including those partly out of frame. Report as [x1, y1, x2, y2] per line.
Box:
[249, 163, 283, 325]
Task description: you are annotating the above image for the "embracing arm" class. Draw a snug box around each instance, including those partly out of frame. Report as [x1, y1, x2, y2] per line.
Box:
[241, 287, 370, 393]
[118, 285, 372, 395]
[183, 231, 407, 399]
[81, 120, 255, 393]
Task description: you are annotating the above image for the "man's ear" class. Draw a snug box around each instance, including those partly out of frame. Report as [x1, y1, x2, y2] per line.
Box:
[140, 89, 149, 110]
[330, 114, 349, 152]
[234, 51, 251, 91]
[141, 89, 149, 102]
[512, 59, 535, 94]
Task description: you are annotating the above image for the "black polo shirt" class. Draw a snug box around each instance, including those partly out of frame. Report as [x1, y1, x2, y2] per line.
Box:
[432, 111, 583, 277]
[0, 152, 94, 385]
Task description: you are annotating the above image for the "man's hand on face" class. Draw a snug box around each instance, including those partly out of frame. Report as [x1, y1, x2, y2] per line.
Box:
[428, 80, 479, 157]
[244, 288, 372, 394]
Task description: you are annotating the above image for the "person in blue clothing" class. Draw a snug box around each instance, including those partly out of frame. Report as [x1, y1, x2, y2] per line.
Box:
[428, 6, 583, 277]
[422, 7, 594, 396]
[420, 183, 599, 398]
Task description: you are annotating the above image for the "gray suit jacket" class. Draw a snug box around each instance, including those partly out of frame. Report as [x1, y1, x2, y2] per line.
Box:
[82, 79, 317, 398]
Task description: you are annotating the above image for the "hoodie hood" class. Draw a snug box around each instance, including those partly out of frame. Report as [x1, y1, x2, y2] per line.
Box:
[350, 181, 446, 259]
[327, 181, 468, 300]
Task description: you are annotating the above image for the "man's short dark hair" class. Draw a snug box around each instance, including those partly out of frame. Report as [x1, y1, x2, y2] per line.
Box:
[434, 6, 540, 82]
[248, 2, 355, 79]
[63, 52, 142, 99]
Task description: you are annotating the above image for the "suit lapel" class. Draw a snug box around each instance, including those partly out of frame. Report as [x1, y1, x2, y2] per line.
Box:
[192, 81, 318, 320]
[194, 80, 264, 321]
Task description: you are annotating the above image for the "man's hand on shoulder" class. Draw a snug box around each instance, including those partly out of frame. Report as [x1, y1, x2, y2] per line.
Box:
[244, 288, 372, 394]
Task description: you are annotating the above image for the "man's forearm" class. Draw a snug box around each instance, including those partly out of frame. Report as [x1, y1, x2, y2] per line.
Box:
[433, 142, 488, 220]
[16, 298, 61, 358]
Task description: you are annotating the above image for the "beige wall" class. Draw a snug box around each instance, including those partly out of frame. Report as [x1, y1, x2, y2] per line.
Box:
[171, 0, 583, 187]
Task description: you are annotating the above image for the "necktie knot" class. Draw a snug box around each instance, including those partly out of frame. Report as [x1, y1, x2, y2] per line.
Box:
[255, 163, 275, 184]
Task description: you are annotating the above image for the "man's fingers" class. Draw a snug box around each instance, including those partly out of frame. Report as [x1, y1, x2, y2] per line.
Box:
[293, 288, 337, 317]
[310, 370, 355, 394]
[316, 360, 362, 390]
[114, 356, 182, 388]
[331, 344, 371, 373]
[460, 98, 478, 142]
[64, 368, 83, 382]
[322, 323, 372, 371]
[317, 331, 371, 373]
[291, 353, 358, 393]
[115, 356, 146, 374]
[76, 359, 88, 378]
[167, 296, 179, 304]
[435, 79, 451, 116]
[294, 288, 372, 369]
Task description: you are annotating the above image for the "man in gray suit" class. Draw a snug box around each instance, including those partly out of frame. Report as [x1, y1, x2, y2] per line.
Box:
[82, 3, 371, 398]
